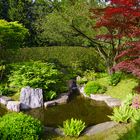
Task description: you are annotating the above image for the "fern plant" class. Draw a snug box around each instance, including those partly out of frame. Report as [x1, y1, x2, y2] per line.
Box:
[60, 118, 86, 137]
[108, 105, 134, 123]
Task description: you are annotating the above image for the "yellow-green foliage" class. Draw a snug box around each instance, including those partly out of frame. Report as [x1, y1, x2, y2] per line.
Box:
[61, 118, 86, 137]
[0, 112, 43, 140]
[84, 81, 106, 96]
[0, 19, 29, 48]
[108, 105, 134, 123]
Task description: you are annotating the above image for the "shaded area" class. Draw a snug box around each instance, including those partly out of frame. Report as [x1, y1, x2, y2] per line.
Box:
[0, 104, 8, 116]
[25, 94, 112, 127]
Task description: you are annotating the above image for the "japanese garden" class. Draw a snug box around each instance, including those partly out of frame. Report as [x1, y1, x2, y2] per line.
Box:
[0, 0, 140, 140]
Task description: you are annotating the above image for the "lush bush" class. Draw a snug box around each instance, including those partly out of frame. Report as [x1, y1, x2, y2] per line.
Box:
[0, 85, 13, 96]
[0, 20, 29, 49]
[108, 105, 134, 123]
[110, 72, 122, 86]
[8, 61, 68, 100]
[76, 76, 88, 85]
[83, 70, 98, 81]
[0, 112, 43, 140]
[84, 81, 106, 96]
[109, 94, 140, 124]
[60, 118, 86, 137]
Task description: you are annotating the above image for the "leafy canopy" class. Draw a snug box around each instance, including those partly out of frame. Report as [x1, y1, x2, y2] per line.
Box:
[0, 20, 29, 49]
[92, 0, 140, 76]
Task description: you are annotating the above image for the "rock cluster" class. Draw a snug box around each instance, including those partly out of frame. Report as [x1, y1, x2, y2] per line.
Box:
[79, 86, 122, 107]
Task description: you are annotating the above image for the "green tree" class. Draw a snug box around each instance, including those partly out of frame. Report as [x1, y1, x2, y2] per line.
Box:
[34, 0, 95, 46]
[0, 19, 29, 49]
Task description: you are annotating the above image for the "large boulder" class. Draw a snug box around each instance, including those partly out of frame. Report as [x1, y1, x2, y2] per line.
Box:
[7, 101, 20, 112]
[20, 86, 43, 109]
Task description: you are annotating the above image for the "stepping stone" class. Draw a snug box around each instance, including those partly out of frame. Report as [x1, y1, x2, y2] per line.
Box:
[83, 121, 118, 136]
[44, 93, 69, 108]
[90, 94, 112, 101]
[0, 96, 12, 105]
[105, 98, 122, 107]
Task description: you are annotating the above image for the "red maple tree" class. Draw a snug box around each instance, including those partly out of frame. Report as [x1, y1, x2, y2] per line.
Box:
[92, 0, 140, 77]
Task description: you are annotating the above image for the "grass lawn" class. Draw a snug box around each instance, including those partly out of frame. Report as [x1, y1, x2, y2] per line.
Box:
[96, 76, 138, 100]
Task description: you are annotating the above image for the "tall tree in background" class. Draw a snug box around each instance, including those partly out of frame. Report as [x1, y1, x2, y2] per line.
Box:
[0, 0, 53, 46]
[34, 0, 99, 46]
[0, 20, 29, 49]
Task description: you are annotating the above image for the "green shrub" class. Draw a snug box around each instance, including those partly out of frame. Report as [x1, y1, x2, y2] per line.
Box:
[8, 61, 68, 100]
[0, 85, 13, 96]
[60, 118, 86, 137]
[76, 76, 88, 85]
[44, 90, 57, 100]
[84, 81, 106, 96]
[108, 105, 134, 123]
[110, 72, 122, 86]
[0, 112, 43, 140]
[83, 70, 97, 81]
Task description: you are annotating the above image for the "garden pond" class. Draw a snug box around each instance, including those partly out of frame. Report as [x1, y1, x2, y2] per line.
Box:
[0, 93, 112, 127]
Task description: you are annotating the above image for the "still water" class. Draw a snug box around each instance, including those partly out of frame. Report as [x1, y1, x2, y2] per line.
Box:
[0, 94, 112, 127]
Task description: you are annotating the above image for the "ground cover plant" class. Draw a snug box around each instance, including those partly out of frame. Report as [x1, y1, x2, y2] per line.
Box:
[60, 118, 86, 137]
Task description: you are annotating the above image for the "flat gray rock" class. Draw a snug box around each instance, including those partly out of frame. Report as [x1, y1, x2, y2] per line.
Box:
[7, 101, 20, 112]
[44, 127, 64, 136]
[83, 121, 118, 136]
[54, 128, 64, 136]
[0, 96, 12, 105]
[90, 94, 112, 101]
[44, 126, 55, 132]
[44, 93, 69, 108]
[44, 100, 56, 107]
[105, 98, 122, 107]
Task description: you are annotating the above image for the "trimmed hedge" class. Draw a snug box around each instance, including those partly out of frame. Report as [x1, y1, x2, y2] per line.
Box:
[0, 112, 43, 140]
[0, 46, 105, 72]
